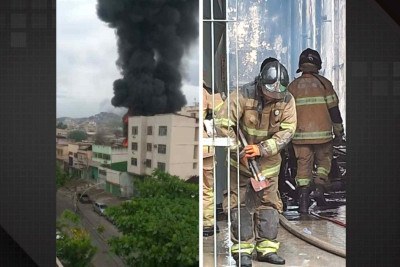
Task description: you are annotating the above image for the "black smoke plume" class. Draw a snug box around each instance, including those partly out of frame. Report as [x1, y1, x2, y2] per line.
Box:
[97, 0, 199, 116]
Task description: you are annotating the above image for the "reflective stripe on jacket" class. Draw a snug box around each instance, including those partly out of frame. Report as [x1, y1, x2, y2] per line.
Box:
[288, 73, 339, 144]
[203, 88, 224, 157]
[215, 82, 297, 178]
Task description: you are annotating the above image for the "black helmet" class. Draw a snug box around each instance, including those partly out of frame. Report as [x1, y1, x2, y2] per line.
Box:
[296, 48, 322, 73]
[260, 57, 278, 72]
[258, 61, 289, 100]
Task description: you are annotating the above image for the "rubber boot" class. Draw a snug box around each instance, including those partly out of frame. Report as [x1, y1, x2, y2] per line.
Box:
[298, 186, 310, 214]
[257, 252, 285, 265]
[203, 224, 220, 237]
[310, 185, 327, 206]
[233, 253, 252, 267]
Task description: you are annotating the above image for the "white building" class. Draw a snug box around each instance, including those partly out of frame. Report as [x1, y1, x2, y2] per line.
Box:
[127, 114, 199, 180]
[178, 104, 200, 119]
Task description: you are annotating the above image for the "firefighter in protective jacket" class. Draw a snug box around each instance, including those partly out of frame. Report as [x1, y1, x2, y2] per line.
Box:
[215, 58, 297, 266]
[202, 81, 224, 237]
[288, 48, 345, 213]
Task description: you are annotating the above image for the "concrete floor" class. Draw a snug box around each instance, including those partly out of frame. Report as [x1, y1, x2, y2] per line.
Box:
[203, 218, 346, 267]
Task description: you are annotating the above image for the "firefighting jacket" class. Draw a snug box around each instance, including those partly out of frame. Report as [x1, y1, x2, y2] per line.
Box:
[215, 81, 297, 178]
[288, 72, 340, 145]
[203, 88, 224, 158]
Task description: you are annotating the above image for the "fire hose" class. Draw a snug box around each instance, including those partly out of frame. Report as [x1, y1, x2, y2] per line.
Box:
[278, 214, 346, 258]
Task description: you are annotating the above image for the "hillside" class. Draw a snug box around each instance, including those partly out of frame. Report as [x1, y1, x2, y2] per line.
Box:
[57, 112, 123, 132]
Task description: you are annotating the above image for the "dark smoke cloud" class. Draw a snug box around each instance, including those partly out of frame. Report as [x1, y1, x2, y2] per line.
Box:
[97, 0, 199, 116]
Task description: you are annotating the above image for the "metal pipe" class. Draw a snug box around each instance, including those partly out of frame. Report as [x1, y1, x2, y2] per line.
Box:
[209, 2, 219, 266]
[225, 0, 232, 263]
[235, 17, 241, 266]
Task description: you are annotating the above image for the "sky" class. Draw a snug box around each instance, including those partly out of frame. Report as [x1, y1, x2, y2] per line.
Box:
[57, 0, 199, 118]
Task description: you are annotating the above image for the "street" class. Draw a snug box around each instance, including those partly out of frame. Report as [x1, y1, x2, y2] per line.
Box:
[56, 188, 126, 267]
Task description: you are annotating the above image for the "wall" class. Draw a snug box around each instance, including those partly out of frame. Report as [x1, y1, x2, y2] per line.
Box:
[97, 167, 107, 190]
[110, 161, 127, 172]
[119, 172, 134, 198]
[110, 148, 128, 164]
[67, 144, 79, 154]
[127, 116, 147, 175]
[56, 145, 68, 161]
[168, 116, 198, 179]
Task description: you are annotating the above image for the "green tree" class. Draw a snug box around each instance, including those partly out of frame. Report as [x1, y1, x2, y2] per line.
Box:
[57, 122, 68, 129]
[68, 130, 88, 142]
[56, 163, 71, 189]
[106, 170, 199, 267]
[56, 210, 97, 267]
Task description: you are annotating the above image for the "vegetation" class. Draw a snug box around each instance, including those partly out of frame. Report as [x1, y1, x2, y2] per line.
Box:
[56, 163, 71, 189]
[56, 210, 97, 267]
[106, 170, 199, 267]
[57, 122, 68, 129]
[68, 130, 88, 142]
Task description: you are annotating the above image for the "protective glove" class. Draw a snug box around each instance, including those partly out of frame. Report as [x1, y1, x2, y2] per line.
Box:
[332, 123, 345, 147]
[244, 144, 261, 158]
[333, 134, 345, 146]
[203, 119, 215, 137]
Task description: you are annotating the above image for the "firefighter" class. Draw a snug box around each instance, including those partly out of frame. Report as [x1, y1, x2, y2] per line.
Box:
[215, 59, 297, 266]
[288, 48, 345, 213]
[203, 81, 224, 237]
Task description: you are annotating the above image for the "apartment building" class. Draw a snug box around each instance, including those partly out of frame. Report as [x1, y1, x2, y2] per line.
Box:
[64, 143, 93, 178]
[56, 144, 69, 166]
[91, 144, 128, 171]
[90, 144, 133, 196]
[56, 128, 68, 138]
[127, 113, 199, 180]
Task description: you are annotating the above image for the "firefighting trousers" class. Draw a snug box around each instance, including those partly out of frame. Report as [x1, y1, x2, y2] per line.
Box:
[203, 156, 215, 227]
[293, 141, 333, 187]
[222, 168, 282, 255]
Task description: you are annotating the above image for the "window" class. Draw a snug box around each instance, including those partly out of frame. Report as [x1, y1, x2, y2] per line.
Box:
[147, 126, 153, 135]
[145, 159, 152, 168]
[147, 143, 152, 152]
[158, 144, 167, 154]
[157, 162, 166, 171]
[193, 145, 198, 159]
[74, 153, 77, 158]
[99, 169, 107, 176]
[103, 154, 111, 160]
[131, 158, 137, 166]
[194, 127, 199, 141]
[132, 126, 138, 135]
[193, 162, 198, 169]
[131, 142, 138, 151]
[159, 126, 167, 136]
